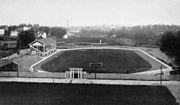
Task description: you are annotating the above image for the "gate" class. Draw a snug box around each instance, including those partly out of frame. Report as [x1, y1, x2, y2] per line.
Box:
[65, 68, 86, 79]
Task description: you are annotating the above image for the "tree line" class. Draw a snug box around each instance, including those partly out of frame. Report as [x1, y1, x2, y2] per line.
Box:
[160, 31, 180, 72]
[80, 25, 180, 46]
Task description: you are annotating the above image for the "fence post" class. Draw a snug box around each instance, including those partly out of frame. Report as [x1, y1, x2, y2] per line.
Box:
[160, 65, 162, 85]
[17, 61, 19, 77]
[52, 63, 54, 83]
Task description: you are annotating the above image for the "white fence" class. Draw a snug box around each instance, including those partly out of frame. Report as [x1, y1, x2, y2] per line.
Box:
[0, 71, 179, 81]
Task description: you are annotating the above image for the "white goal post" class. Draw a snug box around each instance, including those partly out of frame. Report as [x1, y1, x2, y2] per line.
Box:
[89, 62, 103, 68]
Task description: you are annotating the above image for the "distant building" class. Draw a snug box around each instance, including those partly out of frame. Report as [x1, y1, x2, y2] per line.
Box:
[0, 28, 18, 49]
[29, 37, 56, 57]
[10, 30, 18, 37]
[37, 31, 47, 39]
[69, 28, 80, 33]
[0, 29, 5, 36]
[23, 26, 31, 31]
[0, 40, 17, 49]
[16, 27, 24, 32]
[63, 29, 80, 39]
[63, 34, 68, 39]
[111, 34, 118, 38]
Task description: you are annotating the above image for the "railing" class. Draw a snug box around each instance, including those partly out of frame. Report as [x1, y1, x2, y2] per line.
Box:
[0, 53, 24, 68]
[30, 46, 44, 55]
[31, 46, 56, 57]
[0, 59, 13, 67]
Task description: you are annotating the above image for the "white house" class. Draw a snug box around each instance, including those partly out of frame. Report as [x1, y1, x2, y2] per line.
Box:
[23, 26, 31, 31]
[63, 34, 68, 39]
[29, 37, 56, 57]
[0, 29, 4, 36]
[111, 34, 118, 38]
[37, 31, 47, 39]
[10, 30, 18, 37]
[0, 40, 17, 49]
[63, 29, 80, 39]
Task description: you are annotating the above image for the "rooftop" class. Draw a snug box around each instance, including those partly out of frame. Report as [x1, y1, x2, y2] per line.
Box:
[30, 37, 56, 45]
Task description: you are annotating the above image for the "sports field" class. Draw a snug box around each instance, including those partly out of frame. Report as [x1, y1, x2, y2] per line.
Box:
[0, 82, 176, 105]
[41, 49, 153, 73]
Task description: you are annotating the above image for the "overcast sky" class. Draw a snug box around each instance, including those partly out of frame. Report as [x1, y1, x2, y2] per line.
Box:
[0, 0, 180, 26]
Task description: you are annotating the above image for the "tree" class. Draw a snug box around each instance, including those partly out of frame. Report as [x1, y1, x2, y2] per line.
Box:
[39, 26, 51, 34]
[18, 29, 35, 48]
[160, 31, 178, 59]
[160, 31, 180, 70]
[50, 27, 66, 38]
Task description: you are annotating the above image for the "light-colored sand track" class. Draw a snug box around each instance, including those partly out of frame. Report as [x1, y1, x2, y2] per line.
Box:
[31, 46, 172, 74]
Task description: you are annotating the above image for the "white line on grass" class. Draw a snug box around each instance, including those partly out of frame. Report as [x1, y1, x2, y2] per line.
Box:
[60, 47, 173, 74]
[30, 46, 172, 74]
[29, 49, 61, 72]
[133, 49, 172, 74]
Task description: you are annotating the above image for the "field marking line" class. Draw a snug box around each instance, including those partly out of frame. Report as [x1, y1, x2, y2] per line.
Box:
[57, 46, 137, 51]
[29, 46, 172, 74]
[29, 49, 61, 72]
[135, 49, 173, 74]
[61, 47, 173, 74]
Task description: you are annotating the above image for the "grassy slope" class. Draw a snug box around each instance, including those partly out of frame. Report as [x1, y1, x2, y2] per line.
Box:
[0, 62, 17, 71]
[14, 55, 42, 71]
[0, 82, 176, 105]
[41, 49, 152, 73]
[134, 50, 167, 70]
[144, 48, 171, 64]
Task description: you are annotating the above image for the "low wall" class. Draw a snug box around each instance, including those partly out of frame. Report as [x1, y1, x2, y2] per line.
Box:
[20, 72, 65, 78]
[0, 72, 65, 78]
[0, 71, 179, 81]
[0, 72, 17, 77]
[86, 73, 170, 80]
[169, 75, 180, 81]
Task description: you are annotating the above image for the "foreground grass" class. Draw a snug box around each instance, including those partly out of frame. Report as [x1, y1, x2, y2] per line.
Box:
[0, 82, 176, 105]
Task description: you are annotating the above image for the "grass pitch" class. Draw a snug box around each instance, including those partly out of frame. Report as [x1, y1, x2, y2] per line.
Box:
[41, 49, 152, 73]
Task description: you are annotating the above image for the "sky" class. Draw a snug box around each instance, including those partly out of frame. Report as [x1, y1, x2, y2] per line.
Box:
[0, 0, 180, 26]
